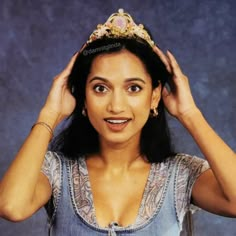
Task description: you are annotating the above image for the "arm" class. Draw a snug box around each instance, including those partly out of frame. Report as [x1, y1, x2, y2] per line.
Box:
[181, 109, 236, 217]
[154, 47, 236, 216]
[0, 53, 78, 221]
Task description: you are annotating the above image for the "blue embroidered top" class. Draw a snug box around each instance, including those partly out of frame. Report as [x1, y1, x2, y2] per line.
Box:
[41, 152, 209, 236]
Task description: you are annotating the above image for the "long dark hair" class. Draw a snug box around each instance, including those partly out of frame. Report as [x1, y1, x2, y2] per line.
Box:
[50, 37, 175, 163]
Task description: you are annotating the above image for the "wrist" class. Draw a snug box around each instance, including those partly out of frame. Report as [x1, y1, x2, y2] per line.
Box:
[37, 108, 61, 130]
[177, 107, 203, 127]
[31, 122, 54, 141]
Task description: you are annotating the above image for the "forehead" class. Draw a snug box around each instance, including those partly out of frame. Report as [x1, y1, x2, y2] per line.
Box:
[88, 49, 150, 80]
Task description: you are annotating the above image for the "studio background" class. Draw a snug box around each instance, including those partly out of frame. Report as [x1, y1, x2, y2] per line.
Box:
[0, 0, 235, 235]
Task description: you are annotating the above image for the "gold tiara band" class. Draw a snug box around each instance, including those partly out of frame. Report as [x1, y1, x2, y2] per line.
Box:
[87, 9, 155, 48]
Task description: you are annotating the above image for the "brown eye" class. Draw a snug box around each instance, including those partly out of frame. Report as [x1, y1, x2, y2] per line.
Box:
[128, 85, 142, 93]
[93, 85, 108, 93]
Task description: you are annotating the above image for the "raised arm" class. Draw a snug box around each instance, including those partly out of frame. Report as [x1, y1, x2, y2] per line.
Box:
[154, 46, 236, 217]
[0, 53, 78, 221]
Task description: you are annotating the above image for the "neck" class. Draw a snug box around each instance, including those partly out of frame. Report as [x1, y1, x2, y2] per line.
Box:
[87, 134, 146, 170]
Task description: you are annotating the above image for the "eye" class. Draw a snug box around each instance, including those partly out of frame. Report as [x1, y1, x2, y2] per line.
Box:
[93, 84, 108, 93]
[127, 85, 142, 93]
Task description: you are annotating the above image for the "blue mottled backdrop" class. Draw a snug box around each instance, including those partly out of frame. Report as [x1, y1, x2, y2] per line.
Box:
[0, 0, 235, 235]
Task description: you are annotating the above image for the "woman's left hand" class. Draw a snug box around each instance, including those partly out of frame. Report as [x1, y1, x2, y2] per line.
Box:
[154, 47, 236, 218]
[153, 46, 198, 120]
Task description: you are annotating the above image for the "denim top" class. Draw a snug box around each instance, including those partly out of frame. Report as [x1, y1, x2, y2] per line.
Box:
[42, 152, 209, 236]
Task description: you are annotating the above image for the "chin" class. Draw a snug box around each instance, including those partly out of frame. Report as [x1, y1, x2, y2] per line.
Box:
[99, 131, 141, 146]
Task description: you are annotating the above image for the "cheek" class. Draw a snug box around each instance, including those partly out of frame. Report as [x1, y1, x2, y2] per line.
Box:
[86, 95, 107, 114]
[85, 91, 107, 128]
[131, 93, 152, 109]
[85, 88, 99, 109]
[129, 96, 152, 123]
[85, 96, 102, 129]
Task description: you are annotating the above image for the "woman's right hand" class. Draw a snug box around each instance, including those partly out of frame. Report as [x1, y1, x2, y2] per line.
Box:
[40, 53, 79, 127]
[0, 53, 80, 222]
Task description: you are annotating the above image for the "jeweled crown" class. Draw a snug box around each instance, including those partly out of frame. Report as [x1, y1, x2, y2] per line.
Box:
[87, 9, 155, 48]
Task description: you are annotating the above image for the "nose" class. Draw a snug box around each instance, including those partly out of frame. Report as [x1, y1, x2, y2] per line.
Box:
[107, 90, 126, 114]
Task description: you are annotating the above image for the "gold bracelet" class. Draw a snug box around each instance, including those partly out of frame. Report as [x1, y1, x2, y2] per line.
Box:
[31, 122, 54, 140]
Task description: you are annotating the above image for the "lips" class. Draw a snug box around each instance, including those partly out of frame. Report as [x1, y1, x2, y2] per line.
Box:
[104, 118, 131, 131]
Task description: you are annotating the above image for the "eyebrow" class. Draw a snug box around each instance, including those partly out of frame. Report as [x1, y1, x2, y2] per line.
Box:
[88, 76, 146, 84]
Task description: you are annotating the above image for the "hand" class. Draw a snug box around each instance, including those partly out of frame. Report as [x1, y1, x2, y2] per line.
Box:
[153, 46, 198, 120]
[41, 53, 78, 126]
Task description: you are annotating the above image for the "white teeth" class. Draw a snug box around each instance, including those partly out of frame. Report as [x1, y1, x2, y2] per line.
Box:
[106, 119, 128, 124]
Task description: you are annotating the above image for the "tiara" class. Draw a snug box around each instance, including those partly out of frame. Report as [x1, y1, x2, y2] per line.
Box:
[86, 9, 155, 48]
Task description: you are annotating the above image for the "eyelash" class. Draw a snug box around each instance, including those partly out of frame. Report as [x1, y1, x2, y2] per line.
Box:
[127, 85, 142, 93]
[93, 84, 108, 93]
[92, 84, 143, 93]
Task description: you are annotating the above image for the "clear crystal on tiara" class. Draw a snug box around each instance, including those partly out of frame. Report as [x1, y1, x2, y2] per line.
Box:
[87, 8, 155, 48]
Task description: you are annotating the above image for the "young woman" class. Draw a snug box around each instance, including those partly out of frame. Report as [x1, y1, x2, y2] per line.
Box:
[0, 9, 236, 236]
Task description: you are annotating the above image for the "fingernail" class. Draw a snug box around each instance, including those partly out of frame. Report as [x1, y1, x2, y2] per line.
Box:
[79, 43, 87, 53]
[164, 82, 171, 93]
[167, 50, 173, 55]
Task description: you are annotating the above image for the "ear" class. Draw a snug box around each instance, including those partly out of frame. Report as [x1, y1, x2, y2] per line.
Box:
[151, 83, 162, 108]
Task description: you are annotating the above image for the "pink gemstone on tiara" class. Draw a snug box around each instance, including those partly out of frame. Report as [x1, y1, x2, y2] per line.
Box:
[113, 16, 127, 31]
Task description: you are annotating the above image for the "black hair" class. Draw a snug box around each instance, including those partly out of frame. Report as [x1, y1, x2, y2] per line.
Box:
[50, 37, 175, 163]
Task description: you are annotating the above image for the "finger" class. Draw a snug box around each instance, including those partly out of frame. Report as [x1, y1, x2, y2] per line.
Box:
[63, 52, 79, 73]
[166, 50, 183, 77]
[79, 43, 87, 53]
[153, 46, 172, 72]
[162, 83, 171, 97]
[57, 52, 79, 80]
[61, 43, 87, 76]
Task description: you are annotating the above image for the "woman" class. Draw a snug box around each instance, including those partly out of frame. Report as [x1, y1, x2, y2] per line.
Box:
[0, 9, 236, 236]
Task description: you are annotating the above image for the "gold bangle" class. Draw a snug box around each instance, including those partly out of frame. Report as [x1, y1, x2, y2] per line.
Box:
[31, 122, 54, 140]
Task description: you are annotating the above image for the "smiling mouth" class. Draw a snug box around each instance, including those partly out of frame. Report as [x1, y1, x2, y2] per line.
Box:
[104, 118, 131, 131]
[105, 119, 131, 124]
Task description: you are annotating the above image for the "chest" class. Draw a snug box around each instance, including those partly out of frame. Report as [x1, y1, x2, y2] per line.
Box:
[87, 165, 151, 227]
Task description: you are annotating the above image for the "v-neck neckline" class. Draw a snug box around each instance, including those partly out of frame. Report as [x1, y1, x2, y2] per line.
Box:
[82, 157, 154, 229]
[69, 156, 171, 231]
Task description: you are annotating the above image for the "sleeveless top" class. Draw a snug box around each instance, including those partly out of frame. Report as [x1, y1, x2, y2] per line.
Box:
[41, 151, 209, 236]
